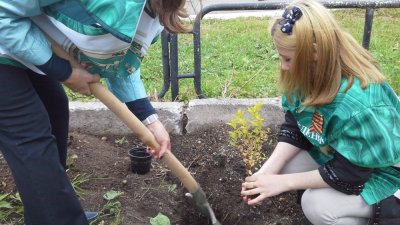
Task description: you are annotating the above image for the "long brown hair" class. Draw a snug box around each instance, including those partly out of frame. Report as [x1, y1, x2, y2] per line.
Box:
[271, 0, 385, 107]
[150, 0, 191, 33]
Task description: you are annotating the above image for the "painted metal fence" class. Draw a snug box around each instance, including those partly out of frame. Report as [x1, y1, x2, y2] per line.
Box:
[158, 0, 400, 101]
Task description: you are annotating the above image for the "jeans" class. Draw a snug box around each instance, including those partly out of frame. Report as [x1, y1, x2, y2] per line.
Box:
[0, 64, 88, 225]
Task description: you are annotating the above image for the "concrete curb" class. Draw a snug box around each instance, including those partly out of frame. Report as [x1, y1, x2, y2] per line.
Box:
[186, 98, 284, 134]
[70, 96, 400, 135]
[69, 98, 285, 135]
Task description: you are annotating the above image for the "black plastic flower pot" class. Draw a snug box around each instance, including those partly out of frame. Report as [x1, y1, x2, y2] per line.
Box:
[128, 147, 152, 174]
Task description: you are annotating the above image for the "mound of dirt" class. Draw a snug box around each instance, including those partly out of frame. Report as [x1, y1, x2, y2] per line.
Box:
[0, 124, 311, 225]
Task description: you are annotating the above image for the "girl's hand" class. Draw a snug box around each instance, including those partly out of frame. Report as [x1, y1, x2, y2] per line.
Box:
[241, 170, 278, 203]
[145, 120, 171, 159]
[241, 174, 290, 205]
[241, 172, 264, 204]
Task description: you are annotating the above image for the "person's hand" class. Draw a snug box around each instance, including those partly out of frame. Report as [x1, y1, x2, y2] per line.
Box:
[241, 168, 279, 203]
[47, 36, 100, 96]
[241, 173, 290, 205]
[63, 57, 100, 96]
[62, 68, 101, 96]
[145, 120, 171, 159]
[241, 172, 266, 204]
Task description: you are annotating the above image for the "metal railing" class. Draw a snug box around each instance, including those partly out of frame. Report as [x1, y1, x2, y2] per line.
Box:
[158, 0, 400, 101]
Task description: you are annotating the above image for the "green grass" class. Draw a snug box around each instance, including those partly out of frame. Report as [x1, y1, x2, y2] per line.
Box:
[334, 8, 400, 95]
[67, 8, 400, 101]
[142, 16, 280, 101]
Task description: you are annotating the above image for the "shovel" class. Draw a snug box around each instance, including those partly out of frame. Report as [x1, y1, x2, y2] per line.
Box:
[50, 40, 221, 225]
[90, 83, 221, 225]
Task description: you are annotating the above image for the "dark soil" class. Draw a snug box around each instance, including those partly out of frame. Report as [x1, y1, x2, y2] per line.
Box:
[0, 124, 311, 225]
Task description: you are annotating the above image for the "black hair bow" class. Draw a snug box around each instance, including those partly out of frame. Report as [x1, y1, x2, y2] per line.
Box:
[280, 6, 303, 35]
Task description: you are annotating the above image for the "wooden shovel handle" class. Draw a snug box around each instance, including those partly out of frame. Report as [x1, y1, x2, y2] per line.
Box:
[89, 83, 199, 193]
[49, 38, 199, 193]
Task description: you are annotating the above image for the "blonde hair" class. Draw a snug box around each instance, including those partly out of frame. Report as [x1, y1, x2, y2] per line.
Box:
[151, 0, 191, 33]
[271, 0, 385, 107]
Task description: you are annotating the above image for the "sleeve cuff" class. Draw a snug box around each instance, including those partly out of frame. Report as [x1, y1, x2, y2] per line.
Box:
[318, 152, 372, 195]
[141, 114, 159, 125]
[125, 98, 156, 121]
[278, 111, 313, 149]
[279, 129, 313, 150]
[36, 54, 72, 81]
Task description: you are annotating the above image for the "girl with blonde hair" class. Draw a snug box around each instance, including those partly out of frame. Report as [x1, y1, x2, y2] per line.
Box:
[241, 0, 399, 224]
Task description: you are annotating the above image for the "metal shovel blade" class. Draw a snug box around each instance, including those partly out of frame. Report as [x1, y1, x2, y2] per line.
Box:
[185, 187, 221, 225]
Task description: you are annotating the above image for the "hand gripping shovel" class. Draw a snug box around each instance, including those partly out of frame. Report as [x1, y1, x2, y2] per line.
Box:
[50, 40, 221, 224]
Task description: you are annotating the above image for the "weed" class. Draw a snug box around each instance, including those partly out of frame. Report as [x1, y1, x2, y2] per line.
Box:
[114, 136, 128, 146]
[167, 184, 177, 194]
[66, 153, 78, 168]
[91, 190, 124, 225]
[150, 212, 170, 225]
[103, 190, 124, 201]
[0, 192, 23, 224]
[227, 103, 270, 175]
[71, 173, 91, 197]
[157, 176, 177, 194]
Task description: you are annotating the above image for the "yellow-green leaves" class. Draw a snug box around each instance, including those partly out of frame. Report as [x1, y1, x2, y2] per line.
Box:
[227, 103, 270, 175]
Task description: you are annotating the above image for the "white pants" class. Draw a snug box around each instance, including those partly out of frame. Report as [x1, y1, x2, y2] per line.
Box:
[281, 151, 373, 225]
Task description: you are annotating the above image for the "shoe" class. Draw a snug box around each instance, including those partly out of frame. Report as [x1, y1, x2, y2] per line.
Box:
[85, 211, 99, 222]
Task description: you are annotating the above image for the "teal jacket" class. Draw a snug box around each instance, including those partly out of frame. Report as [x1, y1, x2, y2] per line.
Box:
[0, 0, 162, 107]
[0, 0, 145, 66]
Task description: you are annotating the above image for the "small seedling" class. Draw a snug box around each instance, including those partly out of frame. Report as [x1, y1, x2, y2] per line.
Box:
[227, 103, 270, 175]
[103, 190, 124, 201]
[66, 153, 78, 168]
[167, 184, 177, 194]
[114, 136, 128, 146]
[150, 212, 171, 225]
[91, 190, 124, 225]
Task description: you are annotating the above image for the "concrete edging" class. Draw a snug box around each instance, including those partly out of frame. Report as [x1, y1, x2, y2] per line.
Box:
[69, 98, 285, 135]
